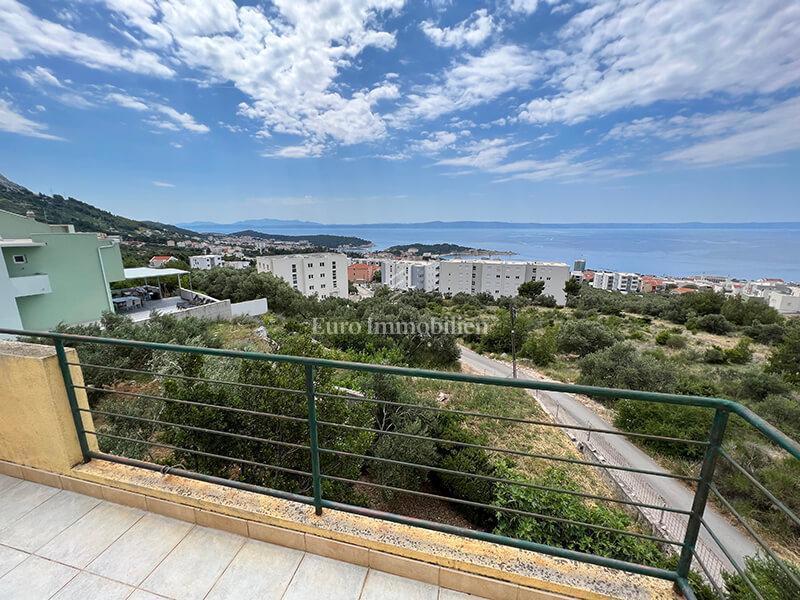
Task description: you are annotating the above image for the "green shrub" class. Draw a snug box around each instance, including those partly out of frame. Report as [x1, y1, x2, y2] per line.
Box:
[520, 327, 557, 366]
[732, 370, 789, 402]
[767, 322, 800, 384]
[724, 555, 800, 600]
[614, 401, 711, 459]
[492, 465, 662, 565]
[556, 320, 616, 357]
[743, 321, 786, 345]
[578, 343, 677, 395]
[722, 296, 782, 327]
[725, 338, 753, 364]
[688, 314, 734, 335]
[703, 346, 727, 364]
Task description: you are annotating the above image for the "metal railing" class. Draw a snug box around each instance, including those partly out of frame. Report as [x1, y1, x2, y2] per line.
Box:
[3, 328, 799, 600]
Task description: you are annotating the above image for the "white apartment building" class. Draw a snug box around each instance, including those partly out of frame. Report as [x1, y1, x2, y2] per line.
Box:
[189, 255, 224, 270]
[613, 272, 641, 293]
[592, 271, 615, 290]
[224, 260, 251, 270]
[768, 291, 800, 314]
[257, 252, 348, 299]
[380, 259, 439, 292]
[592, 271, 641, 293]
[439, 259, 569, 306]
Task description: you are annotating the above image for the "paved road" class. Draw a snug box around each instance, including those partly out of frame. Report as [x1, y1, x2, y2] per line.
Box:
[459, 344, 757, 575]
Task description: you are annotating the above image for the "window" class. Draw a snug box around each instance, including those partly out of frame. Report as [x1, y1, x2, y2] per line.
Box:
[320, 284, 326, 289]
[320, 272, 325, 277]
[307, 262, 313, 268]
[320, 262, 325, 267]
[308, 274, 314, 279]
[12, 255, 26, 264]
[309, 285, 315, 290]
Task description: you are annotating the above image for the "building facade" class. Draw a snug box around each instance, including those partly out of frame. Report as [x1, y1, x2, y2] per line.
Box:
[0, 209, 125, 331]
[438, 259, 569, 305]
[613, 272, 642, 293]
[768, 292, 800, 314]
[189, 255, 224, 270]
[347, 263, 380, 283]
[380, 259, 439, 292]
[256, 252, 348, 299]
[592, 271, 615, 291]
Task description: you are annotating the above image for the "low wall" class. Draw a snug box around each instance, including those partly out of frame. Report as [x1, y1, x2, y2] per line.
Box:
[171, 299, 232, 321]
[231, 298, 268, 317]
[0, 340, 96, 473]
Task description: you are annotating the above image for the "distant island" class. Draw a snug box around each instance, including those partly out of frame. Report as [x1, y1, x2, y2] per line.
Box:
[382, 242, 514, 256]
[223, 229, 372, 250]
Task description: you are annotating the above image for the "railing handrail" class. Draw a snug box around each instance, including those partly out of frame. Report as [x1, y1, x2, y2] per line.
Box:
[3, 327, 799, 460]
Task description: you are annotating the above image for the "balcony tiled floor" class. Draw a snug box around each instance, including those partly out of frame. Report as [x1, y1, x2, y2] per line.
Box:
[0, 473, 488, 600]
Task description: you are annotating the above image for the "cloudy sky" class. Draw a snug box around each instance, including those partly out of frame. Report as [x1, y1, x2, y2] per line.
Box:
[1, 0, 799, 224]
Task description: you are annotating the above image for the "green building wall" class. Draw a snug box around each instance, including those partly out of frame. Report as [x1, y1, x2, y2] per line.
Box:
[1, 211, 125, 330]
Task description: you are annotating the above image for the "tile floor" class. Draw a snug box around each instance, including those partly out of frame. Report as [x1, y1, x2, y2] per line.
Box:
[0, 473, 488, 600]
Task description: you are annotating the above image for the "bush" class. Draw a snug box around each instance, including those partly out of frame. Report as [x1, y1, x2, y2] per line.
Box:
[431, 413, 498, 525]
[725, 338, 753, 364]
[733, 370, 790, 402]
[614, 401, 711, 459]
[722, 296, 782, 326]
[578, 343, 677, 395]
[555, 320, 616, 357]
[688, 314, 734, 335]
[656, 330, 686, 349]
[743, 321, 786, 345]
[520, 328, 557, 366]
[724, 555, 800, 600]
[493, 465, 662, 565]
[767, 322, 800, 384]
[703, 346, 727, 364]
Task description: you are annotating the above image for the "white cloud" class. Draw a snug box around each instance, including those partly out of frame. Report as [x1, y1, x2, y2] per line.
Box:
[102, 0, 404, 154]
[421, 9, 495, 48]
[105, 91, 209, 132]
[106, 92, 149, 111]
[662, 97, 800, 166]
[392, 45, 545, 123]
[152, 180, 175, 187]
[507, 0, 539, 14]
[0, 0, 173, 76]
[410, 130, 458, 153]
[16, 66, 63, 88]
[264, 142, 326, 158]
[519, 0, 800, 125]
[0, 98, 63, 140]
[170, 141, 183, 148]
[436, 137, 527, 169]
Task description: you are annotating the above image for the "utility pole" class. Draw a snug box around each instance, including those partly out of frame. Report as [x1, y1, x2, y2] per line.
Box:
[510, 304, 517, 379]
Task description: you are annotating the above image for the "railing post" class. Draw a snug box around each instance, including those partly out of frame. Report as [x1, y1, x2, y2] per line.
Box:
[53, 339, 91, 463]
[305, 364, 324, 515]
[676, 407, 729, 584]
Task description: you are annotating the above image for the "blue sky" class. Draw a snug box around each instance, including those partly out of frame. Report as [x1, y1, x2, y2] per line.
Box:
[1, 0, 799, 225]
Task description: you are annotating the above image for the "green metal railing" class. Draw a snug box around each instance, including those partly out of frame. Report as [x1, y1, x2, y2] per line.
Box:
[3, 328, 799, 600]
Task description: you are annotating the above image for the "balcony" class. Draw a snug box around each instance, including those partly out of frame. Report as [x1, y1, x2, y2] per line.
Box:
[0, 329, 798, 600]
[10, 273, 51, 297]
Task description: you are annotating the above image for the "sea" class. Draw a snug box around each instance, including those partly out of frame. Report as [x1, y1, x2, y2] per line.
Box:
[229, 224, 800, 281]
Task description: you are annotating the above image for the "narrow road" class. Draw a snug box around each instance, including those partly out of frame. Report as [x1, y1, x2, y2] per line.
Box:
[459, 344, 757, 576]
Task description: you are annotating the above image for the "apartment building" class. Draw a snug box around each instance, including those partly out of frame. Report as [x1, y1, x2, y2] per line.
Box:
[613, 272, 642, 293]
[256, 252, 348, 299]
[439, 259, 569, 306]
[347, 262, 380, 283]
[768, 291, 800, 314]
[189, 254, 224, 270]
[1, 209, 125, 331]
[380, 259, 439, 292]
[592, 271, 615, 291]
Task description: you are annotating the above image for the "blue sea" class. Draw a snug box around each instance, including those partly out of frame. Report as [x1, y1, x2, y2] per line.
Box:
[243, 225, 800, 281]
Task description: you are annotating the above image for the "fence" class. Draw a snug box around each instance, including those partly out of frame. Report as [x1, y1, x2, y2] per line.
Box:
[2, 327, 798, 600]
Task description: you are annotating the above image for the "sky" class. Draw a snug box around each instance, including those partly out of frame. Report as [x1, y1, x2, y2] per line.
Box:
[0, 0, 799, 225]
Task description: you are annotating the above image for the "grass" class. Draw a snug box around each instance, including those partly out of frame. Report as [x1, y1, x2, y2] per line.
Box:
[407, 377, 616, 499]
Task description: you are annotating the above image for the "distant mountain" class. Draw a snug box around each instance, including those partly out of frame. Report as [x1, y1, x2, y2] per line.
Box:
[180, 218, 322, 232]
[0, 174, 199, 241]
[227, 229, 371, 249]
[178, 217, 800, 232]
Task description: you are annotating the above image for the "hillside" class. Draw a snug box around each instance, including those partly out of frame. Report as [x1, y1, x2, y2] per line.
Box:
[383, 242, 506, 255]
[0, 174, 199, 241]
[228, 229, 372, 249]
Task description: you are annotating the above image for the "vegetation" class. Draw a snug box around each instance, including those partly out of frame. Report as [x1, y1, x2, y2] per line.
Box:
[228, 229, 371, 249]
[382, 242, 495, 255]
[0, 173, 197, 241]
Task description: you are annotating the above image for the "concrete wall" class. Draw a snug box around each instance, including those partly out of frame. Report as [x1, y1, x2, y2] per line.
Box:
[171, 299, 232, 321]
[231, 298, 268, 317]
[0, 341, 97, 473]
